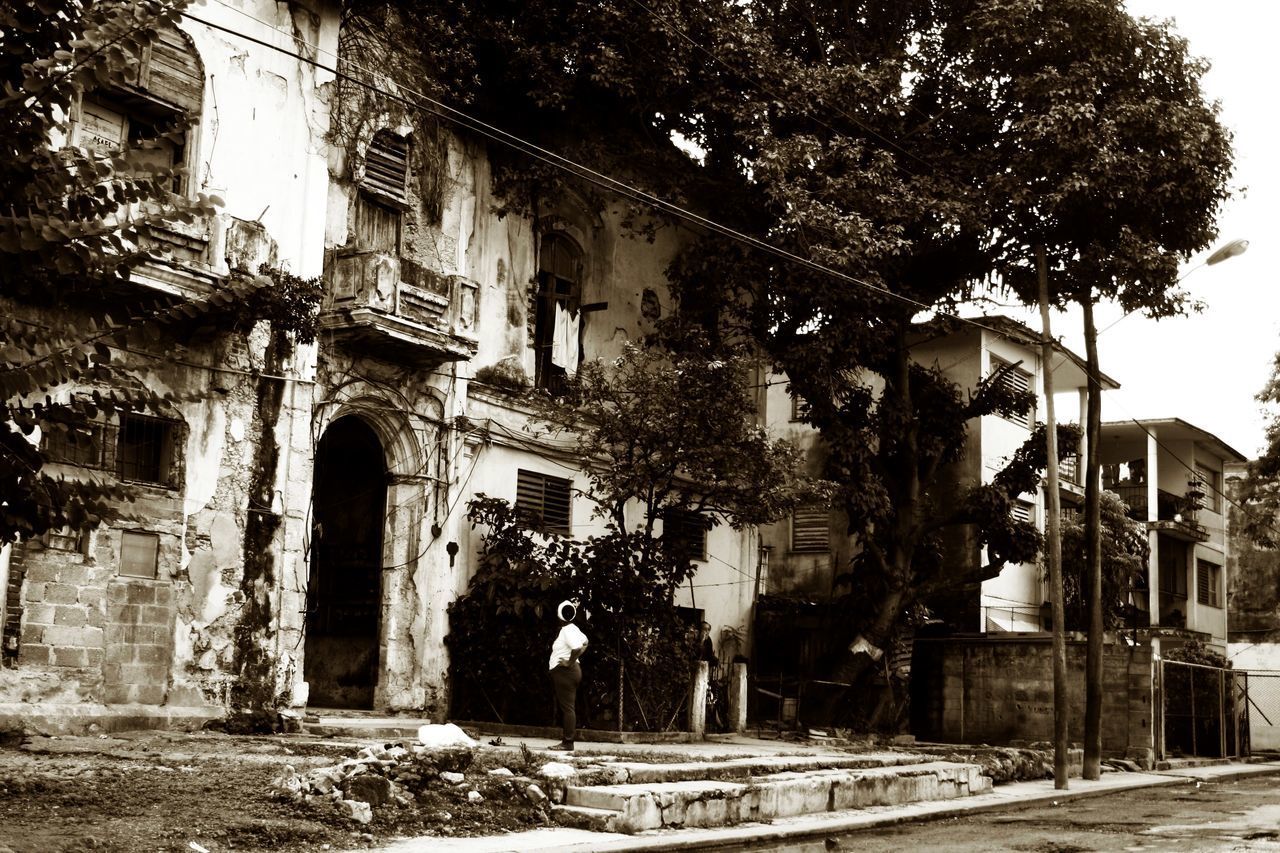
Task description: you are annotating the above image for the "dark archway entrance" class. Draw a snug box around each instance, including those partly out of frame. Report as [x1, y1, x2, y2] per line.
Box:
[305, 416, 386, 708]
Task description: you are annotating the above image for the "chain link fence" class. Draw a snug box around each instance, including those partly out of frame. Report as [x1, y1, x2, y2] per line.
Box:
[1240, 669, 1280, 752]
[1159, 660, 1249, 759]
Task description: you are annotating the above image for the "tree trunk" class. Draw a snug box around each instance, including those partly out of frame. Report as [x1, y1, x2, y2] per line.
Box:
[1038, 247, 1069, 790]
[1083, 299, 1104, 779]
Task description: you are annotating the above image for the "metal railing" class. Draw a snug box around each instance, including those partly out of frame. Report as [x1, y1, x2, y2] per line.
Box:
[982, 605, 1044, 633]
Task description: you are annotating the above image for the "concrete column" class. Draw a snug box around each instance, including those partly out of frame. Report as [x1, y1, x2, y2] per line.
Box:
[689, 661, 709, 737]
[728, 661, 749, 732]
[1147, 430, 1161, 620]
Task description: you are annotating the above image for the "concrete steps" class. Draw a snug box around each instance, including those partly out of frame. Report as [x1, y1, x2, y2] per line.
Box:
[554, 756, 993, 833]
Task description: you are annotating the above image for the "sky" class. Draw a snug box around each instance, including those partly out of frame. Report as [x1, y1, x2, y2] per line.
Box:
[977, 0, 1280, 460]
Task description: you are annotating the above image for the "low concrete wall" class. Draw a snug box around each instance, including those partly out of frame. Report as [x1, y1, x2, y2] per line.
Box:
[911, 635, 1155, 764]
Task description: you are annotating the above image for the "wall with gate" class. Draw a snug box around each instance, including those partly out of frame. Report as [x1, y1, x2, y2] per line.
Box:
[911, 636, 1156, 764]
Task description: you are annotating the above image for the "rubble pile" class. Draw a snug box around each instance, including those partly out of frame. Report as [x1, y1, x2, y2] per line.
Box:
[271, 724, 556, 825]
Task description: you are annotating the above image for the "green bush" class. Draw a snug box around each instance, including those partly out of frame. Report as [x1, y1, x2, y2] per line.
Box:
[446, 496, 700, 731]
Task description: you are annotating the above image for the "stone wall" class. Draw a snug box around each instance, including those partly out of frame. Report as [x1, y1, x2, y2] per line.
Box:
[911, 636, 1156, 764]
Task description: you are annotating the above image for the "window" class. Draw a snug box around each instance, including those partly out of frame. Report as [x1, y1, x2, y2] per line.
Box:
[116, 413, 176, 487]
[1011, 500, 1035, 524]
[791, 505, 830, 553]
[119, 530, 160, 579]
[663, 509, 709, 561]
[1196, 560, 1221, 608]
[353, 132, 409, 254]
[1195, 461, 1221, 513]
[790, 393, 811, 422]
[70, 24, 203, 195]
[515, 469, 572, 535]
[532, 233, 582, 392]
[990, 356, 1034, 428]
[42, 423, 107, 469]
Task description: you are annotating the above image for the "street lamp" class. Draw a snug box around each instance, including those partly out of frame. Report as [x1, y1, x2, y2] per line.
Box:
[1206, 238, 1249, 266]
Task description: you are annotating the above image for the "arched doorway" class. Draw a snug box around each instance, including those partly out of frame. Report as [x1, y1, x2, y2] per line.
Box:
[305, 416, 386, 709]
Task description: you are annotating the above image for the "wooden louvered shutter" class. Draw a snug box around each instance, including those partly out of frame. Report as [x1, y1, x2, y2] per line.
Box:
[364, 132, 410, 206]
[991, 357, 1034, 428]
[516, 469, 572, 535]
[791, 505, 829, 553]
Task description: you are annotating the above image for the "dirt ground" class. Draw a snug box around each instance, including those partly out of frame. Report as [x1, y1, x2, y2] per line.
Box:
[0, 730, 553, 853]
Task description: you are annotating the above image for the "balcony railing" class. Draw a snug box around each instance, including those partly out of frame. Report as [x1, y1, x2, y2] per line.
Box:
[1108, 485, 1209, 542]
[322, 251, 479, 363]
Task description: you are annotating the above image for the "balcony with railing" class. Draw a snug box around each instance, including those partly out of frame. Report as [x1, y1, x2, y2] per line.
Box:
[1108, 484, 1209, 543]
[320, 251, 480, 364]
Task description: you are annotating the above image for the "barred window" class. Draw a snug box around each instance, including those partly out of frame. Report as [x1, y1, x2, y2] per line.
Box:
[663, 508, 709, 561]
[990, 356, 1034, 428]
[515, 469, 572, 535]
[790, 393, 811, 422]
[791, 505, 830, 553]
[42, 423, 107, 469]
[116, 413, 176, 487]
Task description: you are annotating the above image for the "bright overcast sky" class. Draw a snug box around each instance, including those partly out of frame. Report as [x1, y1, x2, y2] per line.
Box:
[977, 0, 1279, 459]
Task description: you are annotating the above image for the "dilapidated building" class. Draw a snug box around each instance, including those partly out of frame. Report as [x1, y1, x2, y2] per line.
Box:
[2, 0, 764, 731]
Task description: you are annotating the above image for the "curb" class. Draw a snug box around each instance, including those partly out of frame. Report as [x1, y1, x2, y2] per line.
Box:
[385, 761, 1280, 852]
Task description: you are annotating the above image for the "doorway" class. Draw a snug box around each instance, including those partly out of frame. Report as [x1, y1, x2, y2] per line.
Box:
[304, 416, 386, 708]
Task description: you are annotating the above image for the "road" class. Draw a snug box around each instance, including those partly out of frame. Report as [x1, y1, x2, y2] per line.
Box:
[733, 772, 1280, 852]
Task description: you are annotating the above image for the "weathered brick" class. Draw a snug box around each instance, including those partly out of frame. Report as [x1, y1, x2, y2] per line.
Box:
[153, 585, 173, 606]
[142, 605, 171, 626]
[126, 584, 156, 605]
[52, 647, 90, 668]
[108, 604, 139, 624]
[53, 606, 87, 628]
[22, 563, 60, 584]
[133, 684, 165, 705]
[107, 584, 130, 604]
[133, 644, 169, 665]
[41, 625, 89, 646]
[19, 623, 44, 645]
[104, 684, 131, 704]
[57, 564, 92, 585]
[78, 588, 105, 609]
[22, 603, 56, 626]
[23, 583, 45, 603]
[105, 643, 132, 665]
[20, 643, 52, 665]
[85, 648, 104, 668]
[44, 583, 78, 605]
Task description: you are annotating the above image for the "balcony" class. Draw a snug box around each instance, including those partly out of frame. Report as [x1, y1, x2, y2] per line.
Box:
[321, 251, 479, 365]
[1109, 484, 1209, 543]
[125, 214, 227, 298]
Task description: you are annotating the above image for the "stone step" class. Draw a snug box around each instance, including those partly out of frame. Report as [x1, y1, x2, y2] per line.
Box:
[595, 751, 929, 785]
[563, 760, 992, 834]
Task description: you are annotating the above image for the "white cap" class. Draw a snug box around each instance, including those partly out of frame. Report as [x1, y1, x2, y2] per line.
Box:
[557, 600, 577, 621]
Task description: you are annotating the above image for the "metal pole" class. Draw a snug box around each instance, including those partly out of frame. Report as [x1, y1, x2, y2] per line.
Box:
[1190, 666, 1197, 756]
[1038, 245, 1069, 790]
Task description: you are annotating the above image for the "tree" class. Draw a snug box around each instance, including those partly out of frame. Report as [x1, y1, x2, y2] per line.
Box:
[0, 0, 229, 546]
[1061, 491, 1149, 631]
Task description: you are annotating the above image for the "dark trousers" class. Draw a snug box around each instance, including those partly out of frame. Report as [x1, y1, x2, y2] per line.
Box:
[550, 661, 582, 742]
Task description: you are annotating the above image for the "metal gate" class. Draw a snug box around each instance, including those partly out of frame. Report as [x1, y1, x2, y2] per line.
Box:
[1240, 669, 1280, 752]
[1158, 660, 1250, 759]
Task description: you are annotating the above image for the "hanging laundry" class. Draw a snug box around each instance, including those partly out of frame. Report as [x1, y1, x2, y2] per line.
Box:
[551, 304, 580, 371]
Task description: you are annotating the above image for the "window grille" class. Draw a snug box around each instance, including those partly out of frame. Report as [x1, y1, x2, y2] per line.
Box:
[116, 413, 174, 486]
[663, 508, 709, 560]
[515, 469, 572, 535]
[1197, 559, 1221, 608]
[120, 530, 160, 579]
[990, 356, 1034, 428]
[42, 423, 107, 469]
[791, 505, 830, 552]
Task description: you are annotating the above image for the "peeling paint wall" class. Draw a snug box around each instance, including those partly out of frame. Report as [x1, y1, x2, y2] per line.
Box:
[0, 0, 338, 729]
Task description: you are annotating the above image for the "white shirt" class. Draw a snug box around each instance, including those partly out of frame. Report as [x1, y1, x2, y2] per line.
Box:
[549, 622, 588, 670]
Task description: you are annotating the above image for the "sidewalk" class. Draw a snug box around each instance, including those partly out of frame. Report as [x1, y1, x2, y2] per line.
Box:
[371, 759, 1280, 853]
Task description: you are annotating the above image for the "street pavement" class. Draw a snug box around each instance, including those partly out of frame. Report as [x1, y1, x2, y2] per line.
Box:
[371, 757, 1280, 852]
